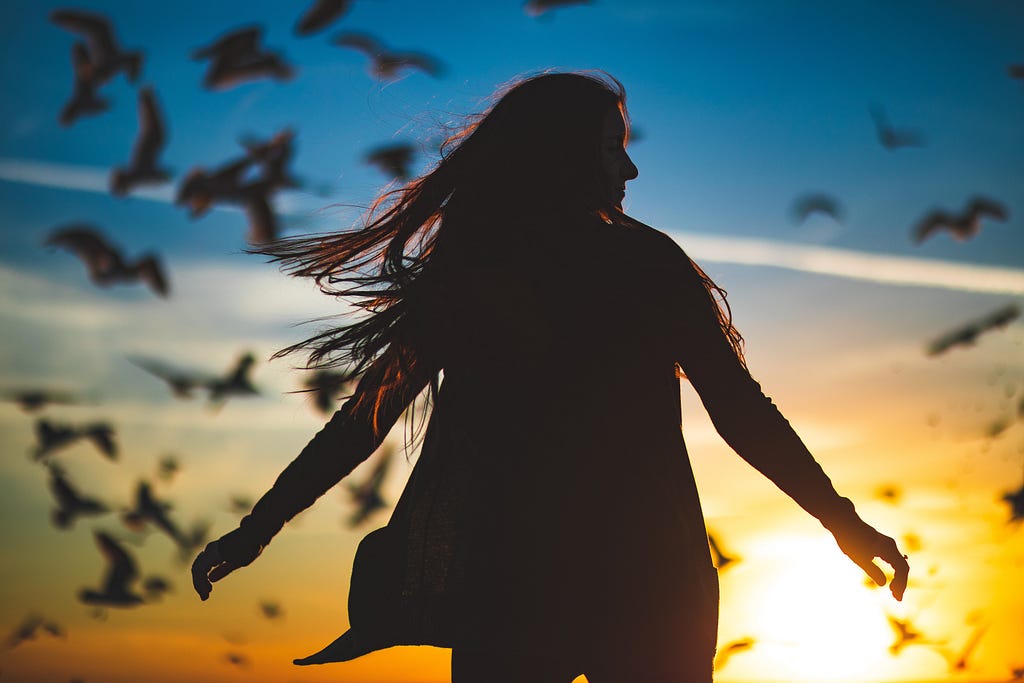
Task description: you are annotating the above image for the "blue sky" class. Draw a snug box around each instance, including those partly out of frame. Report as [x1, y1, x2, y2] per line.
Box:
[1, 1, 1022, 682]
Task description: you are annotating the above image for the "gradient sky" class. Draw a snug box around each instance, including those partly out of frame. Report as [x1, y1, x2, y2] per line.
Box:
[1, 1, 1022, 682]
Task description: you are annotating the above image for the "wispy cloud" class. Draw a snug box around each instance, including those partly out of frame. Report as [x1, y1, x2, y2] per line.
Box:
[669, 230, 1024, 296]
[3, 157, 1023, 296]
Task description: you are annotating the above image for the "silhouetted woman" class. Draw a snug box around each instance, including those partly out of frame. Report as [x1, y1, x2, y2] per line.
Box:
[191, 71, 909, 682]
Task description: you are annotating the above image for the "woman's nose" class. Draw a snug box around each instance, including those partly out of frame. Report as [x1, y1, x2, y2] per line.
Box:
[623, 154, 639, 181]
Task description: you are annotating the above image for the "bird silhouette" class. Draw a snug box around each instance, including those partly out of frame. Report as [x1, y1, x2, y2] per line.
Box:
[912, 196, 1009, 244]
[302, 368, 358, 415]
[50, 9, 143, 86]
[46, 224, 169, 297]
[1002, 480, 1024, 523]
[295, 0, 352, 35]
[869, 105, 925, 150]
[111, 86, 171, 196]
[47, 464, 109, 529]
[122, 481, 188, 548]
[332, 32, 443, 80]
[714, 637, 755, 670]
[1009, 64, 1024, 81]
[933, 623, 988, 673]
[156, 454, 181, 482]
[58, 42, 110, 126]
[524, 0, 592, 16]
[875, 484, 902, 504]
[2, 387, 82, 412]
[176, 519, 211, 564]
[128, 355, 211, 399]
[4, 614, 65, 649]
[707, 532, 740, 571]
[192, 25, 294, 90]
[207, 352, 260, 407]
[142, 575, 173, 601]
[239, 128, 301, 192]
[925, 303, 1020, 356]
[259, 600, 284, 620]
[32, 418, 116, 461]
[345, 445, 392, 527]
[365, 141, 417, 181]
[224, 651, 252, 667]
[78, 531, 145, 607]
[887, 614, 944, 655]
[790, 192, 844, 225]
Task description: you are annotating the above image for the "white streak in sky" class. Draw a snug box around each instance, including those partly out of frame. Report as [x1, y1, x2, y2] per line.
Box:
[671, 230, 1024, 296]
[3, 157, 1022, 296]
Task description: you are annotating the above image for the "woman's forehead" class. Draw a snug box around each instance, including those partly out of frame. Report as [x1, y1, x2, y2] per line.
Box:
[603, 107, 626, 136]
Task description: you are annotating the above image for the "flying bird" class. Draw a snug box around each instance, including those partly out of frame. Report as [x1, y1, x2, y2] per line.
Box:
[47, 464, 109, 529]
[224, 651, 252, 668]
[207, 352, 260, 407]
[912, 196, 1009, 244]
[887, 614, 943, 655]
[1002, 480, 1024, 523]
[790, 192, 844, 225]
[1009, 64, 1024, 80]
[79, 531, 145, 607]
[714, 637, 755, 670]
[925, 303, 1020, 356]
[345, 446, 392, 527]
[4, 614, 65, 649]
[2, 387, 82, 412]
[192, 25, 294, 90]
[122, 480, 187, 547]
[365, 141, 417, 181]
[869, 105, 925, 150]
[295, 0, 352, 35]
[110, 86, 171, 196]
[332, 32, 443, 80]
[933, 623, 988, 673]
[302, 369, 358, 415]
[142, 575, 173, 601]
[58, 42, 110, 126]
[46, 224, 169, 297]
[240, 128, 300, 192]
[32, 418, 116, 461]
[707, 532, 740, 572]
[50, 9, 143, 86]
[524, 0, 593, 17]
[156, 454, 181, 482]
[259, 600, 284, 620]
[128, 355, 211, 399]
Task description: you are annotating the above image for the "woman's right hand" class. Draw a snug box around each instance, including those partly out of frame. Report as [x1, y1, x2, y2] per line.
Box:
[191, 526, 263, 601]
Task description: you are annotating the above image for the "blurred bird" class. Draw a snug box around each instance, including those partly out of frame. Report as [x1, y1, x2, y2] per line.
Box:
[156, 454, 181, 482]
[925, 303, 1020, 356]
[345, 446, 392, 527]
[32, 418, 116, 461]
[110, 86, 171, 196]
[790, 192, 844, 225]
[45, 224, 169, 297]
[228, 494, 253, 515]
[240, 128, 301, 192]
[365, 141, 417, 181]
[887, 614, 943, 655]
[4, 614, 65, 649]
[142, 575, 173, 601]
[1002, 481, 1024, 523]
[122, 480, 187, 547]
[302, 368, 358, 415]
[295, 0, 352, 35]
[259, 600, 284, 620]
[714, 637, 755, 670]
[707, 532, 740, 572]
[47, 464, 109, 529]
[176, 519, 212, 564]
[875, 484, 902, 504]
[177, 155, 282, 244]
[128, 355, 211, 399]
[59, 43, 110, 126]
[933, 623, 988, 673]
[224, 651, 251, 667]
[524, 0, 593, 16]
[869, 105, 925, 150]
[2, 387, 82, 412]
[1009, 64, 1024, 80]
[50, 9, 143, 85]
[207, 352, 260, 407]
[912, 196, 1009, 244]
[192, 25, 294, 90]
[79, 531, 145, 607]
[332, 32, 443, 80]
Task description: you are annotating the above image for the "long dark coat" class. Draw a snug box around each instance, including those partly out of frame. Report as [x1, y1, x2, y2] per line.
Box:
[226, 212, 856, 675]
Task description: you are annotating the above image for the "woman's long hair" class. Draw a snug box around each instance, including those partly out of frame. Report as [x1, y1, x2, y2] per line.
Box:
[259, 70, 744, 433]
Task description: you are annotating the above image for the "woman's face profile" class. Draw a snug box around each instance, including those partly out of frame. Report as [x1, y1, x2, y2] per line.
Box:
[600, 106, 639, 208]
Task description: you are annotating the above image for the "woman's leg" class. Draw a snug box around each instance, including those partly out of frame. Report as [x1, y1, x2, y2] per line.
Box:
[451, 647, 581, 683]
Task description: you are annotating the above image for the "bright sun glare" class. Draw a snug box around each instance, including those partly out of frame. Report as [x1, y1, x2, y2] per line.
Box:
[729, 534, 897, 683]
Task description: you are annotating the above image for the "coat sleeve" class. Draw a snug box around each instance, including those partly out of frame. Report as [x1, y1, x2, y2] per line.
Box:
[668, 244, 860, 532]
[218, 348, 436, 566]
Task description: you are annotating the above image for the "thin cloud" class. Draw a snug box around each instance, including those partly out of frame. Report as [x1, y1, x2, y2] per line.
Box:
[3, 157, 1022, 295]
[669, 230, 1024, 296]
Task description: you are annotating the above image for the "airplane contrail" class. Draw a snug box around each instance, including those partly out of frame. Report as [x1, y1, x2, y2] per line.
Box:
[2, 157, 1022, 296]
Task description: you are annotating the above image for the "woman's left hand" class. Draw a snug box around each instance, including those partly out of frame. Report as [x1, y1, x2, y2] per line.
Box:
[830, 516, 909, 601]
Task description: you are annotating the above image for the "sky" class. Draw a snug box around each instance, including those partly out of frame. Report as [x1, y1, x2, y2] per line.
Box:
[0, 0, 1022, 682]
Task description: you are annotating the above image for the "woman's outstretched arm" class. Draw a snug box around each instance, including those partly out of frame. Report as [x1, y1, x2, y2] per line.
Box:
[191, 349, 435, 600]
[669, 247, 909, 600]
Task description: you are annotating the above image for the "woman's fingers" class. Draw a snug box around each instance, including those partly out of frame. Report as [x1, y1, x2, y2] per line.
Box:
[191, 541, 224, 601]
[209, 561, 236, 583]
[881, 540, 910, 602]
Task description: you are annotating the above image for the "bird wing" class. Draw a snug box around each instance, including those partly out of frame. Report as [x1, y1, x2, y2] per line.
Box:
[966, 196, 1008, 222]
[85, 423, 117, 459]
[50, 10, 118, 61]
[912, 211, 950, 244]
[192, 26, 262, 61]
[295, 0, 351, 35]
[333, 31, 382, 57]
[46, 225, 120, 273]
[131, 87, 167, 168]
[243, 190, 278, 244]
[129, 254, 169, 297]
[95, 531, 139, 593]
